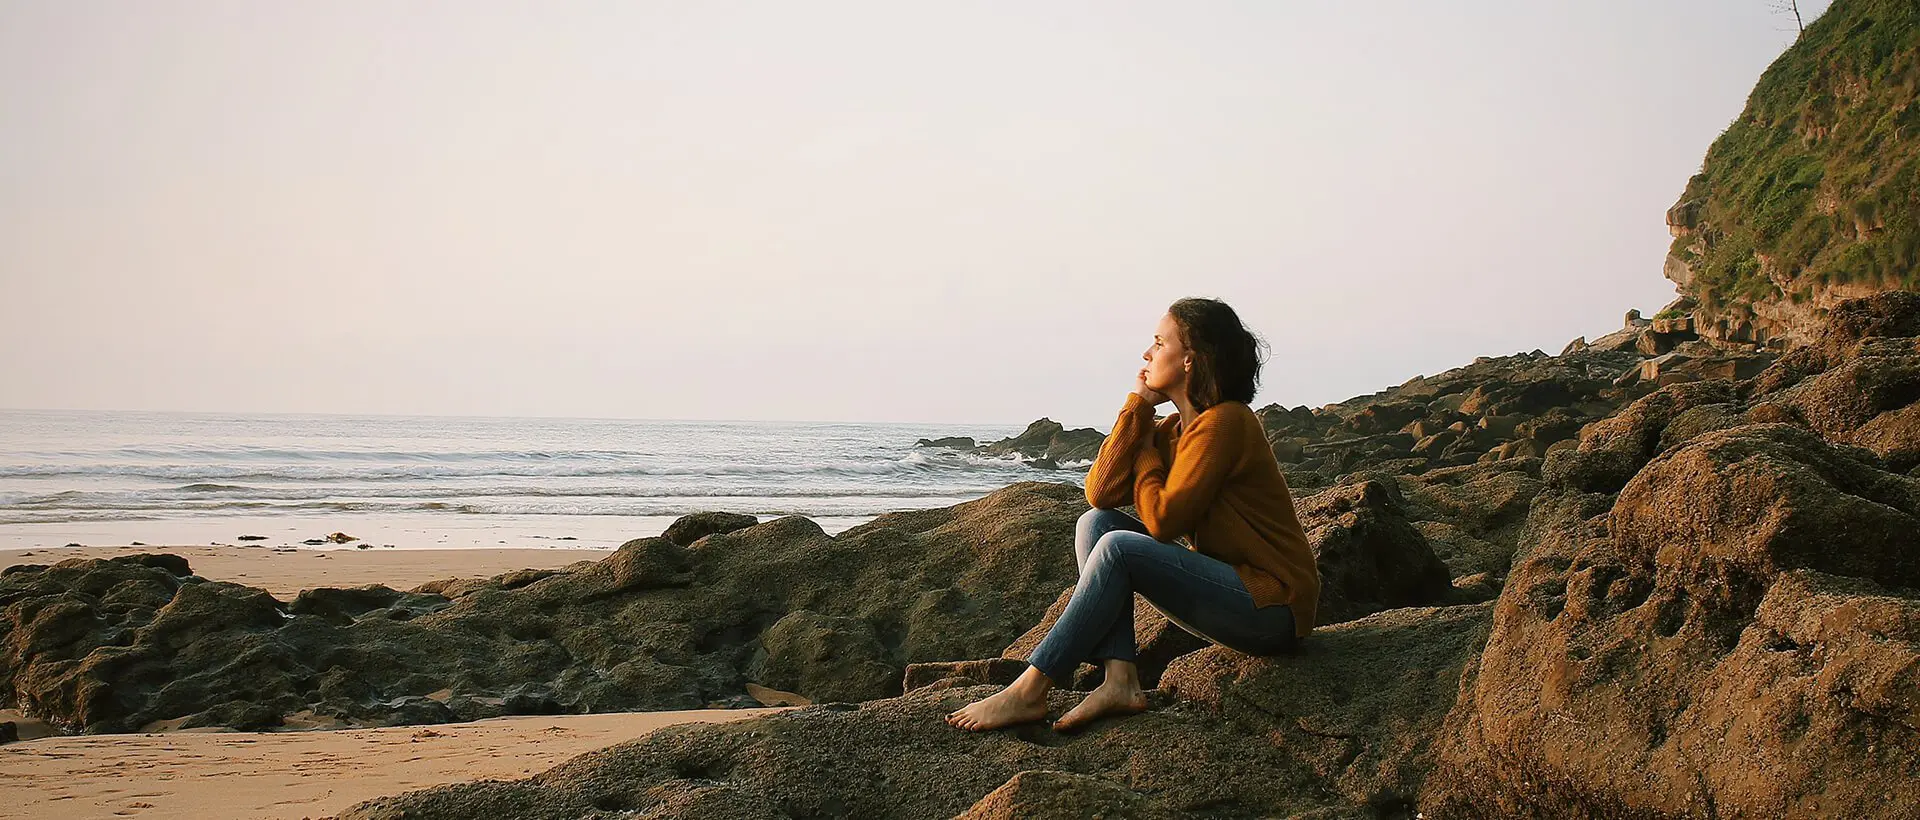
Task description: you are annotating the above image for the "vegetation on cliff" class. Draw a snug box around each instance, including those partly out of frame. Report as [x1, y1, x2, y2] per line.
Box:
[1669, 0, 1920, 331]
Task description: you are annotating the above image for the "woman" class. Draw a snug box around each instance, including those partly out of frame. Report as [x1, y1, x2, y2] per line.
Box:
[946, 297, 1320, 733]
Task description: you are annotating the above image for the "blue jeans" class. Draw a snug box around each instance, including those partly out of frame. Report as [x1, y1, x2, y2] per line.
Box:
[1025, 508, 1298, 687]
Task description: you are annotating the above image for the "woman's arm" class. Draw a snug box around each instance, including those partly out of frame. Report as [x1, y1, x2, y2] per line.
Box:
[1083, 392, 1156, 509]
[1132, 406, 1242, 542]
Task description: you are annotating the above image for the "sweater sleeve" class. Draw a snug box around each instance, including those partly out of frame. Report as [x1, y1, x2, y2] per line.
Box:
[1083, 393, 1156, 509]
[1133, 406, 1241, 542]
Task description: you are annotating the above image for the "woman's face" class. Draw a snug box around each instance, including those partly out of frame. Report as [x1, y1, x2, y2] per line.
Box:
[1141, 312, 1191, 394]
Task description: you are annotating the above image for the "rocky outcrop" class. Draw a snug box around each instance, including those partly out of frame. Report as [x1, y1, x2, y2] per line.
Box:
[1254, 340, 1763, 491]
[929, 418, 1106, 467]
[335, 601, 1492, 820]
[0, 485, 1088, 734]
[1426, 291, 1920, 817]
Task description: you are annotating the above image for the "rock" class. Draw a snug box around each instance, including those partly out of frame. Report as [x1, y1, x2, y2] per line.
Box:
[977, 418, 1107, 463]
[582, 536, 694, 596]
[1586, 324, 1648, 353]
[915, 435, 977, 450]
[1424, 297, 1920, 816]
[1269, 435, 1306, 463]
[1431, 423, 1920, 817]
[236, 535, 267, 542]
[1159, 603, 1493, 814]
[325, 532, 358, 544]
[743, 682, 810, 707]
[747, 610, 898, 703]
[0, 721, 16, 745]
[335, 682, 1348, 819]
[1348, 401, 1426, 435]
[1650, 315, 1694, 334]
[1297, 480, 1454, 625]
[955, 770, 1177, 819]
[660, 512, 758, 546]
[1480, 438, 1543, 461]
[1749, 315, 1920, 472]
[1411, 430, 1461, 458]
[901, 657, 1030, 692]
[1476, 414, 1522, 438]
[1637, 316, 1699, 355]
[289, 585, 409, 623]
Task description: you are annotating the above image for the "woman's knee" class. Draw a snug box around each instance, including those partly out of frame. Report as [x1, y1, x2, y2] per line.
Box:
[1089, 529, 1152, 569]
[1075, 508, 1127, 555]
[1076, 507, 1126, 533]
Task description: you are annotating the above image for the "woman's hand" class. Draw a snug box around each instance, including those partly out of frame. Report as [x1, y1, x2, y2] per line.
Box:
[1134, 367, 1169, 406]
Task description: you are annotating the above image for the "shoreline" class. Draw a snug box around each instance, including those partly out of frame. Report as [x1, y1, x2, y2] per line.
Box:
[3, 544, 617, 600]
[0, 511, 879, 552]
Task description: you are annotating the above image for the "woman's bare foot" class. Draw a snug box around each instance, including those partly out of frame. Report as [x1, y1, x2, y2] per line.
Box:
[946, 685, 1049, 731]
[1053, 678, 1148, 733]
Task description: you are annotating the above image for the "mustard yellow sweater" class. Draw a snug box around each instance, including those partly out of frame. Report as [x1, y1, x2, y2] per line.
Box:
[1084, 392, 1320, 638]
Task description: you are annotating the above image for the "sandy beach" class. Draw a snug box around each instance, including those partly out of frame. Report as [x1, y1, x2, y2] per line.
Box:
[1, 545, 613, 600]
[0, 707, 793, 820]
[0, 544, 800, 819]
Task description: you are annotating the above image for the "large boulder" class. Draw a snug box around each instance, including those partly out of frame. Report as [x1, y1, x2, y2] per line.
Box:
[1299, 480, 1455, 625]
[1427, 418, 1920, 814]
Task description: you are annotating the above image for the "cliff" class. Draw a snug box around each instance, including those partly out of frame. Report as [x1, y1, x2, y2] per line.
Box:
[1665, 0, 1920, 348]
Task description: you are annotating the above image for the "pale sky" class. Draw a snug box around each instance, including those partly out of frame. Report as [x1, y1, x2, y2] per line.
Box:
[0, 1, 1831, 427]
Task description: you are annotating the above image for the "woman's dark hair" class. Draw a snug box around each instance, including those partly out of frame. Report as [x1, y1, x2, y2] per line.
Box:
[1168, 297, 1267, 411]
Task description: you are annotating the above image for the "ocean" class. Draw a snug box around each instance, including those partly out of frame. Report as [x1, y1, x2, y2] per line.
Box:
[0, 410, 1084, 550]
